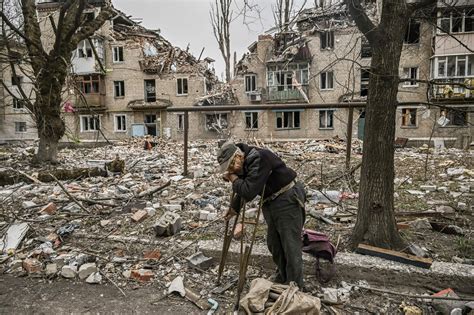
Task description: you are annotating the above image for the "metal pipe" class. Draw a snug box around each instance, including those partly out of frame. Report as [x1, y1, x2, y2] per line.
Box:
[166, 101, 420, 112]
[345, 107, 354, 171]
[183, 111, 189, 176]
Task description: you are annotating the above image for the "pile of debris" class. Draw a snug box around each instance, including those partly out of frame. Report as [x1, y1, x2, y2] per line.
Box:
[0, 138, 472, 312]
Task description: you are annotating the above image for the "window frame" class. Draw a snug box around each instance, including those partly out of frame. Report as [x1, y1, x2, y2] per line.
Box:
[176, 78, 189, 96]
[441, 108, 468, 127]
[12, 98, 25, 110]
[402, 67, 419, 87]
[320, 71, 334, 90]
[11, 75, 22, 86]
[114, 80, 125, 98]
[244, 74, 257, 93]
[244, 112, 259, 130]
[275, 111, 301, 130]
[360, 68, 370, 97]
[114, 114, 127, 132]
[438, 9, 474, 34]
[79, 75, 100, 94]
[319, 110, 334, 129]
[177, 114, 184, 131]
[404, 20, 420, 44]
[320, 31, 334, 49]
[205, 113, 228, 131]
[80, 115, 101, 132]
[112, 46, 124, 63]
[144, 79, 156, 102]
[14, 121, 27, 133]
[401, 108, 418, 128]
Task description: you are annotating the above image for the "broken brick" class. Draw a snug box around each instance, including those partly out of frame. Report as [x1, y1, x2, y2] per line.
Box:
[39, 202, 57, 215]
[131, 269, 154, 282]
[22, 258, 42, 273]
[131, 209, 148, 222]
[143, 250, 161, 260]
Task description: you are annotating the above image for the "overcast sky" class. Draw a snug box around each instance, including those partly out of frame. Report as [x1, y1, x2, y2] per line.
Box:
[113, 0, 311, 79]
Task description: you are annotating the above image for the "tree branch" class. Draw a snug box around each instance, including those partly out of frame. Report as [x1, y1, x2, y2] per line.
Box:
[343, 0, 378, 42]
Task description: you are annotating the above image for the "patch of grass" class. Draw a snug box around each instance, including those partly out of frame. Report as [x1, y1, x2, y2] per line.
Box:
[456, 236, 474, 259]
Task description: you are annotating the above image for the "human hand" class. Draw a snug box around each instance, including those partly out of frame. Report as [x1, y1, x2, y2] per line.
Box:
[222, 172, 238, 183]
[224, 207, 237, 221]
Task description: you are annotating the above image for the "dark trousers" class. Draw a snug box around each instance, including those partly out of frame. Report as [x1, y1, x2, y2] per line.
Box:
[262, 182, 306, 288]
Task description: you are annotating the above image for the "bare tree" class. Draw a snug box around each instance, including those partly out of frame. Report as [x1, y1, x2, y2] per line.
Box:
[0, 0, 112, 163]
[344, 0, 436, 249]
[211, 0, 233, 82]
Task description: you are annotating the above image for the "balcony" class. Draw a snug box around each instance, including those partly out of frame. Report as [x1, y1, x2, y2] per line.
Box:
[430, 78, 474, 102]
[267, 86, 309, 102]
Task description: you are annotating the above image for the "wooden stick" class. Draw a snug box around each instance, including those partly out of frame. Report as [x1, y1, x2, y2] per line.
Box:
[100, 270, 126, 297]
[50, 174, 90, 213]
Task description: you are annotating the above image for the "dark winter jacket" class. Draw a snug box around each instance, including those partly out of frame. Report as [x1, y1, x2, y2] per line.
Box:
[231, 143, 297, 211]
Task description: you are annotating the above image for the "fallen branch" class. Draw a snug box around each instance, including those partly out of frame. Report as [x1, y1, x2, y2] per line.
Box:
[100, 270, 126, 297]
[137, 181, 171, 198]
[50, 174, 90, 214]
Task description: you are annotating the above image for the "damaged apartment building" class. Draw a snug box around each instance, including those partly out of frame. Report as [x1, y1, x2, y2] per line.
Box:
[224, 1, 473, 147]
[0, 0, 224, 143]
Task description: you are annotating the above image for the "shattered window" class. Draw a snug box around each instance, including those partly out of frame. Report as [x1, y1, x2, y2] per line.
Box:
[402, 67, 418, 87]
[113, 46, 124, 62]
[442, 108, 467, 126]
[114, 81, 125, 97]
[361, 36, 372, 58]
[177, 78, 188, 95]
[245, 74, 257, 92]
[245, 112, 258, 129]
[14, 122, 27, 133]
[145, 114, 156, 124]
[80, 115, 100, 132]
[404, 20, 420, 44]
[144, 79, 156, 102]
[267, 63, 309, 91]
[438, 9, 473, 33]
[360, 69, 370, 97]
[79, 75, 100, 94]
[177, 114, 184, 131]
[451, 11, 463, 33]
[437, 57, 446, 77]
[11, 75, 22, 86]
[319, 110, 334, 129]
[320, 71, 334, 90]
[275, 111, 300, 129]
[13, 99, 25, 110]
[115, 115, 127, 132]
[401, 108, 417, 127]
[320, 31, 334, 49]
[205, 114, 228, 131]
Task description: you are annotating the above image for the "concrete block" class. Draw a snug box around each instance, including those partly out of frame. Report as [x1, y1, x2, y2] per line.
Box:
[186, 251, 214, 270]
[153, 211, 182, 236]
[420, 185, 436, 192]
[199, 210, 210, 220]
[131, 209, 148, 222]
[45, 263, 58, 276]
[22, 201, 36, 209]
[61, 265, 77, 278]
[86, 272, 102, 284]
[145, 207, 156, 217]
[78, 263, 97, 280]
[22, 258, 42, 273]
[457, 202, 467, 211]
[162, 204, 182, 211]
[143, 250, 161, 260]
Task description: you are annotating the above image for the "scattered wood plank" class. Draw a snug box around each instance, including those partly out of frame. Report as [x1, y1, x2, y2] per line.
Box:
[356, 243, 433, 269]
[0, 167, 107, 186]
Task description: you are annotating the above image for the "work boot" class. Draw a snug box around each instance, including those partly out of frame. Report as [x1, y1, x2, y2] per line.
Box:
[268, 271, 284, 284]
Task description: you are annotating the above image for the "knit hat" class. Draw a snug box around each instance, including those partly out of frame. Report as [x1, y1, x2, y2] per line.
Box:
[217, 141, 239, 172]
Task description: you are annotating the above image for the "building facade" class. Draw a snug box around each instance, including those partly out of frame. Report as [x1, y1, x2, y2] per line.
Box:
[0, 0, 472, 147]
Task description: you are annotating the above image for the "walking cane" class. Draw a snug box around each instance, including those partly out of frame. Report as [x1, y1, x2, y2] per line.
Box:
[216, 192, 240, 285]
[234, 185, 266, 311]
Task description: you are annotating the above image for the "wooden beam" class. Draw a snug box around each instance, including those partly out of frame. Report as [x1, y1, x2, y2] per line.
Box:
[356, 243, 433, 269]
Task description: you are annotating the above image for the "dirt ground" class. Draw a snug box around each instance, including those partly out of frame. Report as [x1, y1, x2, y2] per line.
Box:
[0, 139, 473, 314]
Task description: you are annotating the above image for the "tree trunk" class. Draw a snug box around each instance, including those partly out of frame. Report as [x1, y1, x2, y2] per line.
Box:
[351, 1, 410, 249]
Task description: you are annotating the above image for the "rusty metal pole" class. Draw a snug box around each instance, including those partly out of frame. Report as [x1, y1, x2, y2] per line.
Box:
[345, 107, 354, 171]
[183, 111, 189, 176]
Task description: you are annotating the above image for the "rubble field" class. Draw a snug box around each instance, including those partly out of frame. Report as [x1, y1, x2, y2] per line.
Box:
[0, 138, 472, 314]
